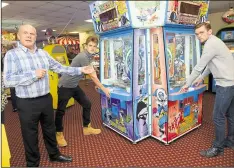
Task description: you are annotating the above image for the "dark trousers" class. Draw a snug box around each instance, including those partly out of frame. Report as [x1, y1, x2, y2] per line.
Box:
[17, 93, 60, 167]
[1, 110, 4, 124]
[55, 86, 91, 132]
[213, 85, 234, 150]
[10, 87, 17, 109]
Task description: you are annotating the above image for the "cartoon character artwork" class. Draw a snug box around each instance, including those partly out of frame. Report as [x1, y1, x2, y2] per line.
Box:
[198, 2, 209, 23]
[153, 53, 161, 82]
[119, 109, 125, 126]
[169, 0, 178, 23]
[174, 57, 185, 81]
[152, 106, 167, 139]
[116, 57, 125, 80]
[153, 88, 168, 118]
[104, 108, 112, 125]
[123, 42, 132, 83]
[153, 88, 168, 139]
[138, 36, 145, 85]
[115, 1, 130, 26]
[133, 2, 161, 25]
[92, 3, 102, 32]
[136, 97, 148, 138]
[113, 39, 131, 84]
[192, 104, 199, 122]
[139, 85, 148, 96]
[173, 36, 186, 81]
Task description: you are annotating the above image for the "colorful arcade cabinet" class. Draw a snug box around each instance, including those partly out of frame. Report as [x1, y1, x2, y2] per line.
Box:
[90, 1, 152, 143]
[148, 0, 209, 144]
[43, 44, 74, 109]
[89, 0, 209, 144]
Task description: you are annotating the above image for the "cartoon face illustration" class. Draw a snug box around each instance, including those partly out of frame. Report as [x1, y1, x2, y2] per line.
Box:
[136, 99, 148, 137]
[153, 88, 168, 117]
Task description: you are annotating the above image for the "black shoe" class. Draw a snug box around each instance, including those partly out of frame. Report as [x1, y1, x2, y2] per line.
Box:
[13, 108, 17, 112]
[50, 154, 72, 162]
[224, 144, 234, 149]
[200, 147, 224, 158]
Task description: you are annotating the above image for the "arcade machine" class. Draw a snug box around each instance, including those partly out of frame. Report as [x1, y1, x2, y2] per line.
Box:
[146, 1, 210, 144]
[89, 1, 154, 143]
[89, 1, 209, 144]
[43, 44, 74, 109]
[211, 26, 234, 93]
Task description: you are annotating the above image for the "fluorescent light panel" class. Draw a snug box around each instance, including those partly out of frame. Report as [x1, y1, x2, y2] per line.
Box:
[2, 2, 9, 8]
[69, 31, 79, 34]
[84, 19, 93, 23]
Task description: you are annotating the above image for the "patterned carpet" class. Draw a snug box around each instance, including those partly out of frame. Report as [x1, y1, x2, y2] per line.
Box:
[4, 81, 234, 167]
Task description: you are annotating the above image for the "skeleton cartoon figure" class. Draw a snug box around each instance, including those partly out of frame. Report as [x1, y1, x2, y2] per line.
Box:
[136, 98, 148, 137]
[153, 88, 168, 117]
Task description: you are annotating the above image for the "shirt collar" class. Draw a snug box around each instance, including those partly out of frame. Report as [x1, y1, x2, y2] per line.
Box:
[18, 42, 38, 53]
[84, 49, 93, 59]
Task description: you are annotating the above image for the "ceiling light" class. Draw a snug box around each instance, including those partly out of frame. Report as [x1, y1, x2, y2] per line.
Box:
[2, 2, 9, 8]
[84, 19, 93, 23]
[41, 29, 56, 32]
[69, 31, 79, 34]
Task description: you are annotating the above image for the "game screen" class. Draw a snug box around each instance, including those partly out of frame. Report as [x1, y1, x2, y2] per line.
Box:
[99, 8, 118, 23]
[102, 34, 133, 91]
[180, 2, 200, 15]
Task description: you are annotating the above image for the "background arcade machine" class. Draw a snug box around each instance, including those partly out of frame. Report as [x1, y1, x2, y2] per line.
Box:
[43, 44, 74, 109]
[211, 26, 234, 93]
[89, 1, 153, 143]
[128, 1, 210, 144]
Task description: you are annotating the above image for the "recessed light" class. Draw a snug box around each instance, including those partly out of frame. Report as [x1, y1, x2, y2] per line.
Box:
[41, 29, 56, 32]
[84, 19, 93, 23]
[2, 2, 9, 8]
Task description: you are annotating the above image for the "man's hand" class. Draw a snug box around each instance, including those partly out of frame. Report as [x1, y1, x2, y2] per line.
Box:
[102, 87, 111, 98]
[192, 78, 203, 87]
[94, 86, 111, 98]
[94, 86, 99, 92]
[36, 69, 47, 79]
[179, 84, 189, 93]
[81, 66, 95, 74]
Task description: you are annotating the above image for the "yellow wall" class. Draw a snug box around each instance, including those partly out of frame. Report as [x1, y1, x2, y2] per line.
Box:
[208, 12, 234, 35]
[79, 31, 98, 52]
